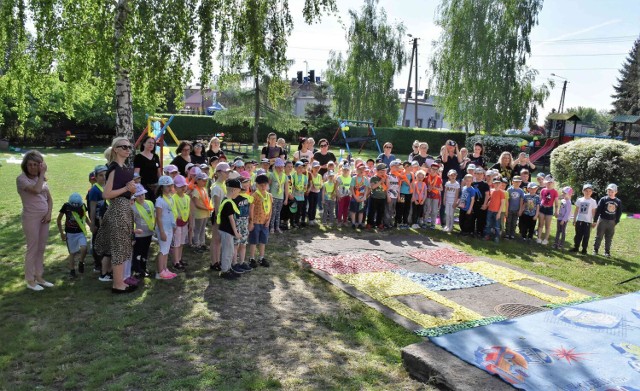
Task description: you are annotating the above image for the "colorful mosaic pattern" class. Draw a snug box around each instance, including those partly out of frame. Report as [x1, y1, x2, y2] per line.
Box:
[457, 261, 590, 304]
[407, 248, 475, 266]
[393, 266, 496, 291]
[303, 253, 400, 276]
[335, 271, 484, 328]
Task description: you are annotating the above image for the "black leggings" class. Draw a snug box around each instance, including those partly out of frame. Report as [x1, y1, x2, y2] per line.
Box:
[395, 194, 412, 225]
[367, 198, 386, 226]
[132, 235, 152, 273]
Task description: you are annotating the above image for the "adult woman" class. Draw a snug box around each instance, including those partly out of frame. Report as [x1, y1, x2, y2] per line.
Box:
[440, 140, 461, 227]
[277, 138, 289, 161]
[491, 151, 515, 183]
[408, 140, 420, 162]
[468, 142, 486, 169]
[134, 135, 161, 201]
[206, 137, 224, 160]
[17, 151, 54, 291]
[94, 138, 138, 293]
[191, 141, 207, 165]
[260, 132, 285, 166]
[313, 139, 337, 176]
[293, 137, 314, 163]
[377, 142, 396, 167]
[170, 141, 193, 176]
[512, 152, 536, 176]
[412, 142, 434, 168]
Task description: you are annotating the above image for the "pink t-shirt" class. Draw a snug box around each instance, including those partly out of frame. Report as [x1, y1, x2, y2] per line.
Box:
[17, 173, 50, 214]
[540, 188, 559, 208]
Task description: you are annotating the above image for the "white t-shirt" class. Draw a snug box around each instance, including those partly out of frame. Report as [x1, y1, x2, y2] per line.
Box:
[574, 197, 598, 222]
[294, 149, 314, 162]
[387, 174, 399, 199]
[444, 181, 460, 204]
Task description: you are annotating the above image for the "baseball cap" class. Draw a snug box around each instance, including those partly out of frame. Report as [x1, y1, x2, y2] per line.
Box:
[561, 186, 573, 195]
[411, 161, 419, 167]
[209, 156, 219, 164]
[527, 182, 539, 189]
[173, 175, 187, 188]
[583, 183, 593, 190]
[295, 161, 304, 167]
[239, 171, 251, 180]
[261, 158, 269, 164]
[233, 156, 243, 162]
[196, 172, 209, 181]
[327, 161, 335, 166]
[248, 159, 257, 165]
[133, 184, 147, 197]
[606, 183, 618, 192]
[312, 161, 321, 168]
[228, 171, 240, 180]
[199, 164, 209, 170]
[185, 163, 195, 172]
[158, 175, 174, 186]
[474, 167, 485, 174]
[189, 166, 202, 176]
[389, 159, 402, 167]
[301, 158, 310, 164]
[512, 176, 522, 182]
[376, 163, 387, 171]
[486, 169, 497, 176]
[274, 158, 285, 167]
[447, 140, 457, 146]
[447, 169, 457, 176]
[68, 192, 83, 207]
[544, 175, 554, 183]
[500, 178, 508, 184]
[255, 174, 269, 185]
[216, 162, 231, 172]
[255, 169, 267, 176]
[430, 162, 440, 168]
[94, 165, 108, 174]
[341, 164, 350, 170]
[536, 172, 545, 178]
[356, 162, 365, 169]
[467, 164, 476, 171]
[234, 160, 245, 167]
[164, 164, 178, 173]
[218, 154, 227, 161]
[327, 170, 336, 176]
[492, 178, 502, 183]
[225, 179, 242, 189]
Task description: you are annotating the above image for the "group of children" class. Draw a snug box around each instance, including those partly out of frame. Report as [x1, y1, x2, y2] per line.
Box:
[56, 142, 625, 284]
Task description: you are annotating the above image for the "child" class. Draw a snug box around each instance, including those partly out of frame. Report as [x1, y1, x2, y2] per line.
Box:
[172, 175, 190, 270]
[322, 171, 337, 226]
[233, 175, 254, 273]
[57, 192, 91, 278]
[411, 170, 427, 229]
[537, 175, 559, 245]
[553, 186, 573, 249]
[519, 183, 540, 241]
[505, 176, 524, 239]
[425, 162, 443, 229]
[307, 161, 323, 226]
[131, 184, 154, 279]
[366, 163, 388, 230]
[593, 183, 622, 257]
[217, 178, 243, 279]
[155, 176, 178, 280]
[471, 167, 490, 237]
[499, 178, 508, 235]
[279, 160, 294, 230]
[395, 162, 413, 228]
[443, 169, 460, 232]
[484, 178, 505, 243]
[336, 165, 352, 227]
[458, 174, 475, 235]
[350, 163, 369, 229]
[291, 161, 309, 228]
[191, 172, 213, 252]
[249, 174, 273, 268]
[570, 183, 598, 255]
[87, 165, 107, 273]
[385, 160, 400, 228]
[163, 164, 179, 180]
[209, 162, 231, 271]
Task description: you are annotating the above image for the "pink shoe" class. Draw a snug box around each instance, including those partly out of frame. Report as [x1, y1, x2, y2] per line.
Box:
[164, 269, 177, 278]
[159, 270, 176, 279]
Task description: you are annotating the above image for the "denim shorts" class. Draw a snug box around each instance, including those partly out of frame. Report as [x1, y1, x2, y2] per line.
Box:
[66, 232, 87, 254]
[539, 205, 554, 216]
[249, 223, 269, 245]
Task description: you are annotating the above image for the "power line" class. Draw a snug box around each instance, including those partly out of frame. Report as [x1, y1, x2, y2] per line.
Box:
[534, 35, 636, 44]
[532, 52, 626, 57]
[537, 67, 618, 70]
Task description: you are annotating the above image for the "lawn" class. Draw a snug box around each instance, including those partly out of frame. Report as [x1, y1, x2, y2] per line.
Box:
[0, 149, 428, 390]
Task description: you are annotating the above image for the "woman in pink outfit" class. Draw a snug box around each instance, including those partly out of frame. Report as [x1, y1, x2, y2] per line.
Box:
[16, 150, 54, 291]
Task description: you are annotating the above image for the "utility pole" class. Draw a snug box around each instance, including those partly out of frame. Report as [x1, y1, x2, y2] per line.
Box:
[402, 36, 418, 127]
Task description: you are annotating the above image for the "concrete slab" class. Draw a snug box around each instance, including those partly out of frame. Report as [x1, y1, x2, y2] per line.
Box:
[396, 294, 454, 318]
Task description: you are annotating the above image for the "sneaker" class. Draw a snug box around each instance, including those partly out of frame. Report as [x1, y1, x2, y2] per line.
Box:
[78, 262, 85, 274]
[411, 224, 420, 229]
[209, 263, 221, 271]
[270, 228, 275, 234]
[26, 283, 45, 291]
[98, 273, 112, 282]
[231, 264, 245, 274]
[240, 262, 252, 272]
[352, 223, 356, 229]
[542, 239, 548, 245]
[259, 258, 270, 267]
[536, 238, 542, 244]
[494, 237, 499, 244]
[592, 249, 599, 256]
[92, 267, 101, 273]
[604, 252, 611, 258]
[249, 258, 258, 268]
[69, 269, 77, 278]
[173, 263, 185, 271]
[581, 249, 587, 255]
[219, 270, 239, 280]
[276, 228, 283, 233]
[159, 270, 176, 279]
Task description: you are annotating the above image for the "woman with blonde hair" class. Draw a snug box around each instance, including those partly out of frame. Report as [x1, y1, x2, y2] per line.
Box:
[491, 151, 514, 183]
[17, 150, 54, 291]
[94, 137, 139, 293]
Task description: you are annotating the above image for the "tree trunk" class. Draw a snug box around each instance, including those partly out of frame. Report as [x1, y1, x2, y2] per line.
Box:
[114, 0, 133, 141]
[253, 76, 260, 152]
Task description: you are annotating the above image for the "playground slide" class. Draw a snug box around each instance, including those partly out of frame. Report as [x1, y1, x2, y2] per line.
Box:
[529, 138, 558, 164]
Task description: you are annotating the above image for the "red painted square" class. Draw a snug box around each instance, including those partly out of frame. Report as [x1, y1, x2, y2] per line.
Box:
[303, 253, 400, 275]
[407, 248, 475, 266]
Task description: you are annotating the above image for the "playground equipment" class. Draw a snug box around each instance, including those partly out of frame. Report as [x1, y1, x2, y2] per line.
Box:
[134, 115, 180, 169]
[331, 119, 382, 155]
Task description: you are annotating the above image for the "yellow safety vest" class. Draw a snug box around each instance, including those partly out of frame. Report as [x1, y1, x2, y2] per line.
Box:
[216, 198, 240, 225]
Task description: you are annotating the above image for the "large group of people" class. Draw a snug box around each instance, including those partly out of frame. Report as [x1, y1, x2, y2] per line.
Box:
[16, 132, 623, 293]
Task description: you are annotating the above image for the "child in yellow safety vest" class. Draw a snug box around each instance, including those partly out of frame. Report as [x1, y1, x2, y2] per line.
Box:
[57, 192, 91, 279]
[307, 161, 323, 226]
[171, 175, 191, 271]
[249, 174, 273, 268]
[336, 165, 352, 226]
[349, 162, 370, 229]
[131, 184, 155, 280]
[322, 171, 337, 226]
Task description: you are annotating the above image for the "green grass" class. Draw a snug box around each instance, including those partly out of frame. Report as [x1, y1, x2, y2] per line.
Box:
[0, 149, 427, 390]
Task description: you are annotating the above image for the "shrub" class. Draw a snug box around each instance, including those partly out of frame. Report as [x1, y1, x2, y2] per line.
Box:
[465, 135, 528, 164]
[551, 138, 640, 212]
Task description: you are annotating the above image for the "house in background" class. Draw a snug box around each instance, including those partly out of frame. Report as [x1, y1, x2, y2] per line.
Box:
[182, 86, 214, 114]
[398, 93, 451, 129]
[291, 79, 330, 117]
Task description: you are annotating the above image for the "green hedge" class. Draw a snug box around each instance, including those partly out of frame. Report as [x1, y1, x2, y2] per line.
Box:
[551, 138, 640, 212]
[155, 114, 284, 143]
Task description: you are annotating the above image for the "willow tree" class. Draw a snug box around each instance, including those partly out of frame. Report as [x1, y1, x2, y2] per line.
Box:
[203, 0, 336, 150]
[431, 0, 550, 132]
[326, 0, 407, 126]
[1, 0, 197, 140]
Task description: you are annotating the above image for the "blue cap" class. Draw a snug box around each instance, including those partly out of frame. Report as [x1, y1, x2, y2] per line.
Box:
[69, 192, 83, 207]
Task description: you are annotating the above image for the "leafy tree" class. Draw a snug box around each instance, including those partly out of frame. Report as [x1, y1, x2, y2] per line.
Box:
[326, 0, 407, 126]
[431, 0, 550, 132]
[566, 106, 612, 135]
[611, 36, 640, 116]
[305, 83, 332, 121]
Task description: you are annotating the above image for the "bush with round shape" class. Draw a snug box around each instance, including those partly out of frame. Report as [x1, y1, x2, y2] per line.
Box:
[551, 138, 640, 212]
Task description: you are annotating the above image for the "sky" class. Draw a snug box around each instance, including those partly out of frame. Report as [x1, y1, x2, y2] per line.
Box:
[280, 0, 640, 123]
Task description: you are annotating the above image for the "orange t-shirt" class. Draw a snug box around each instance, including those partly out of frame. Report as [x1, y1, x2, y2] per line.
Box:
[487, 188, 505, 213]
[425, 174, 443, 199]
